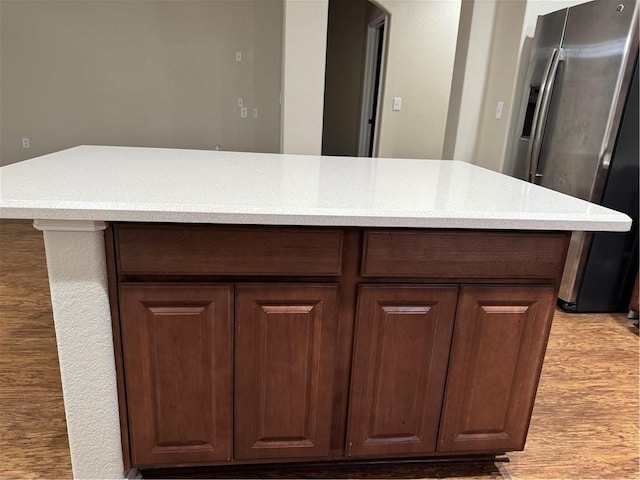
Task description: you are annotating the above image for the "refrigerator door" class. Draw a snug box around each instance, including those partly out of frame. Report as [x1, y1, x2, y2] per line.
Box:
[544, 0, 639, 305]
[512, 9, 566, 181]
[534, 0, 638, 201]
[576, 60, 639, 312]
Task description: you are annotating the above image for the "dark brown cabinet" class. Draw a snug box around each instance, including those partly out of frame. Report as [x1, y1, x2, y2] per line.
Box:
[234, 284, 339, 460]
[438, 285, 556, 453]
[108, 224, 569, 472]
[119, 284, 233, 467]
[346, 285, 458, 457]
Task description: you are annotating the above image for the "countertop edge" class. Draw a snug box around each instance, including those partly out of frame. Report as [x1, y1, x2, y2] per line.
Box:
[0, 206, 632, 232]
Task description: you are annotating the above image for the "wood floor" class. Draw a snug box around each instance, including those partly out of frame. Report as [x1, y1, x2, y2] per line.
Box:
[1, 219, 638, 479]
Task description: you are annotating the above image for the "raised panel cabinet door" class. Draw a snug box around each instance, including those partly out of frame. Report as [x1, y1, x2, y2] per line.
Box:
[119, 284, 233, 467]
[438, 285, 556, 453]
[234, 284, 339, 460]
[347, 285, 458, 457]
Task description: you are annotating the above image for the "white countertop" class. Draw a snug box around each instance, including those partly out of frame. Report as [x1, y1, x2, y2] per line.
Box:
[0, 145, 631, 231]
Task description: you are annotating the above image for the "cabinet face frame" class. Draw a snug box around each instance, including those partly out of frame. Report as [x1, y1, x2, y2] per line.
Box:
[119, 283, 233, 467]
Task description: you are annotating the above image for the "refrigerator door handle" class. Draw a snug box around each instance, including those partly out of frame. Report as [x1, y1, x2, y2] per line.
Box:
[529, 47, 564, 183]
[526, 48, 557, 182]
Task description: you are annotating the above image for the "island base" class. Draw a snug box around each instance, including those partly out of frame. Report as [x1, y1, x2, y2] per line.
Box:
[107, 223, 570, 473]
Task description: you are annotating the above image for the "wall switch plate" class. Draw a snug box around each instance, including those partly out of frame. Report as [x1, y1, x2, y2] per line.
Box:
[22, 138, 30, 148]
[496, 101, 504, 119]
[240, 107, 248, 118]
[392, 97, 402, 111]
[253, 108, 258, 119]
[237, 97, 243, 108]
[235, 51, 242, 62]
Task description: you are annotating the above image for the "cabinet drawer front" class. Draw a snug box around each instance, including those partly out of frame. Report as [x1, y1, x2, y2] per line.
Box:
[116, 225, 343, 276]
[362, 230, 568, 280]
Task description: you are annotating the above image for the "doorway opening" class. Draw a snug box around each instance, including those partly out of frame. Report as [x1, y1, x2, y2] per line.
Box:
[359, 14, 386, 157]
[321, 0, 388, 158]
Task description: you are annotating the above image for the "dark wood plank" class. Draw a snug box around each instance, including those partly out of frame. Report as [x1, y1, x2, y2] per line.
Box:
[234, 284, 339, 460]
[507, 311, 639, 479]
[115, 224, 343, 276]
[362, 230, 569, 281]
[438, 285, 556, 453]
[0, 220, 73, 479]
[347, 285, 458, 457]
[119, 284, 233, 467]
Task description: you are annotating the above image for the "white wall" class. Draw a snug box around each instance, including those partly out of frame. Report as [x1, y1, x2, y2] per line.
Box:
[374, 0, 462, 160]
[0, 0, 283, 167]
[280, 0, 329, 155]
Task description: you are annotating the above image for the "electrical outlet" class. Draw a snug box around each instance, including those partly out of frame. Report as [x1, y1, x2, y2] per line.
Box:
[240, 107, 248, 118]
[21, 138, 30, 149]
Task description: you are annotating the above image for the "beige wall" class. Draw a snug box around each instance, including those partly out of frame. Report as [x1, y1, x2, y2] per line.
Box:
[471, 0, 526, 172]
[1, 0, 591, 169]
[0, 0, 283, 167]
[442, 0, 496, 162]
[323, 0, 466, 160]
[374, 0, 461, 160]
[280, 0, 328, 155]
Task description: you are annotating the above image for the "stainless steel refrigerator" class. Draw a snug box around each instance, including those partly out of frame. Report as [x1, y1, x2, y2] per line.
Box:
[511, 0, 639, 312]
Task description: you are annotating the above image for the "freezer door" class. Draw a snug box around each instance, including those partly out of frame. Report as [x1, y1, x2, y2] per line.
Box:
[535, 0, 638, 201]
[550, 0, 639, 305]
[512, 9, 566, 181]
[560, 59, 639, 309]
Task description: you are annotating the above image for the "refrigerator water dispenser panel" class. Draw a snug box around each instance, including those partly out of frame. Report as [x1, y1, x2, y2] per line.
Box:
[522, 86, 541, 139]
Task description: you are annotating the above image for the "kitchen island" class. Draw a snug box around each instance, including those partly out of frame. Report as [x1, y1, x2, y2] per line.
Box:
[0, 146, 631, 479]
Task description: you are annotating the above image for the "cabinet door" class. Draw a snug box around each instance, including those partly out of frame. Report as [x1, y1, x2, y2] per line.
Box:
[234, 284, 339, 460]
[347, 285, 458, 457]
[120, 284, 232, 467]
[438, 285, 556, 453]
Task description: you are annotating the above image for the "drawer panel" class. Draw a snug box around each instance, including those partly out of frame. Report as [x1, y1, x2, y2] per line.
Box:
[116, 225, 343, 276]
[362, 230, 569, 280]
